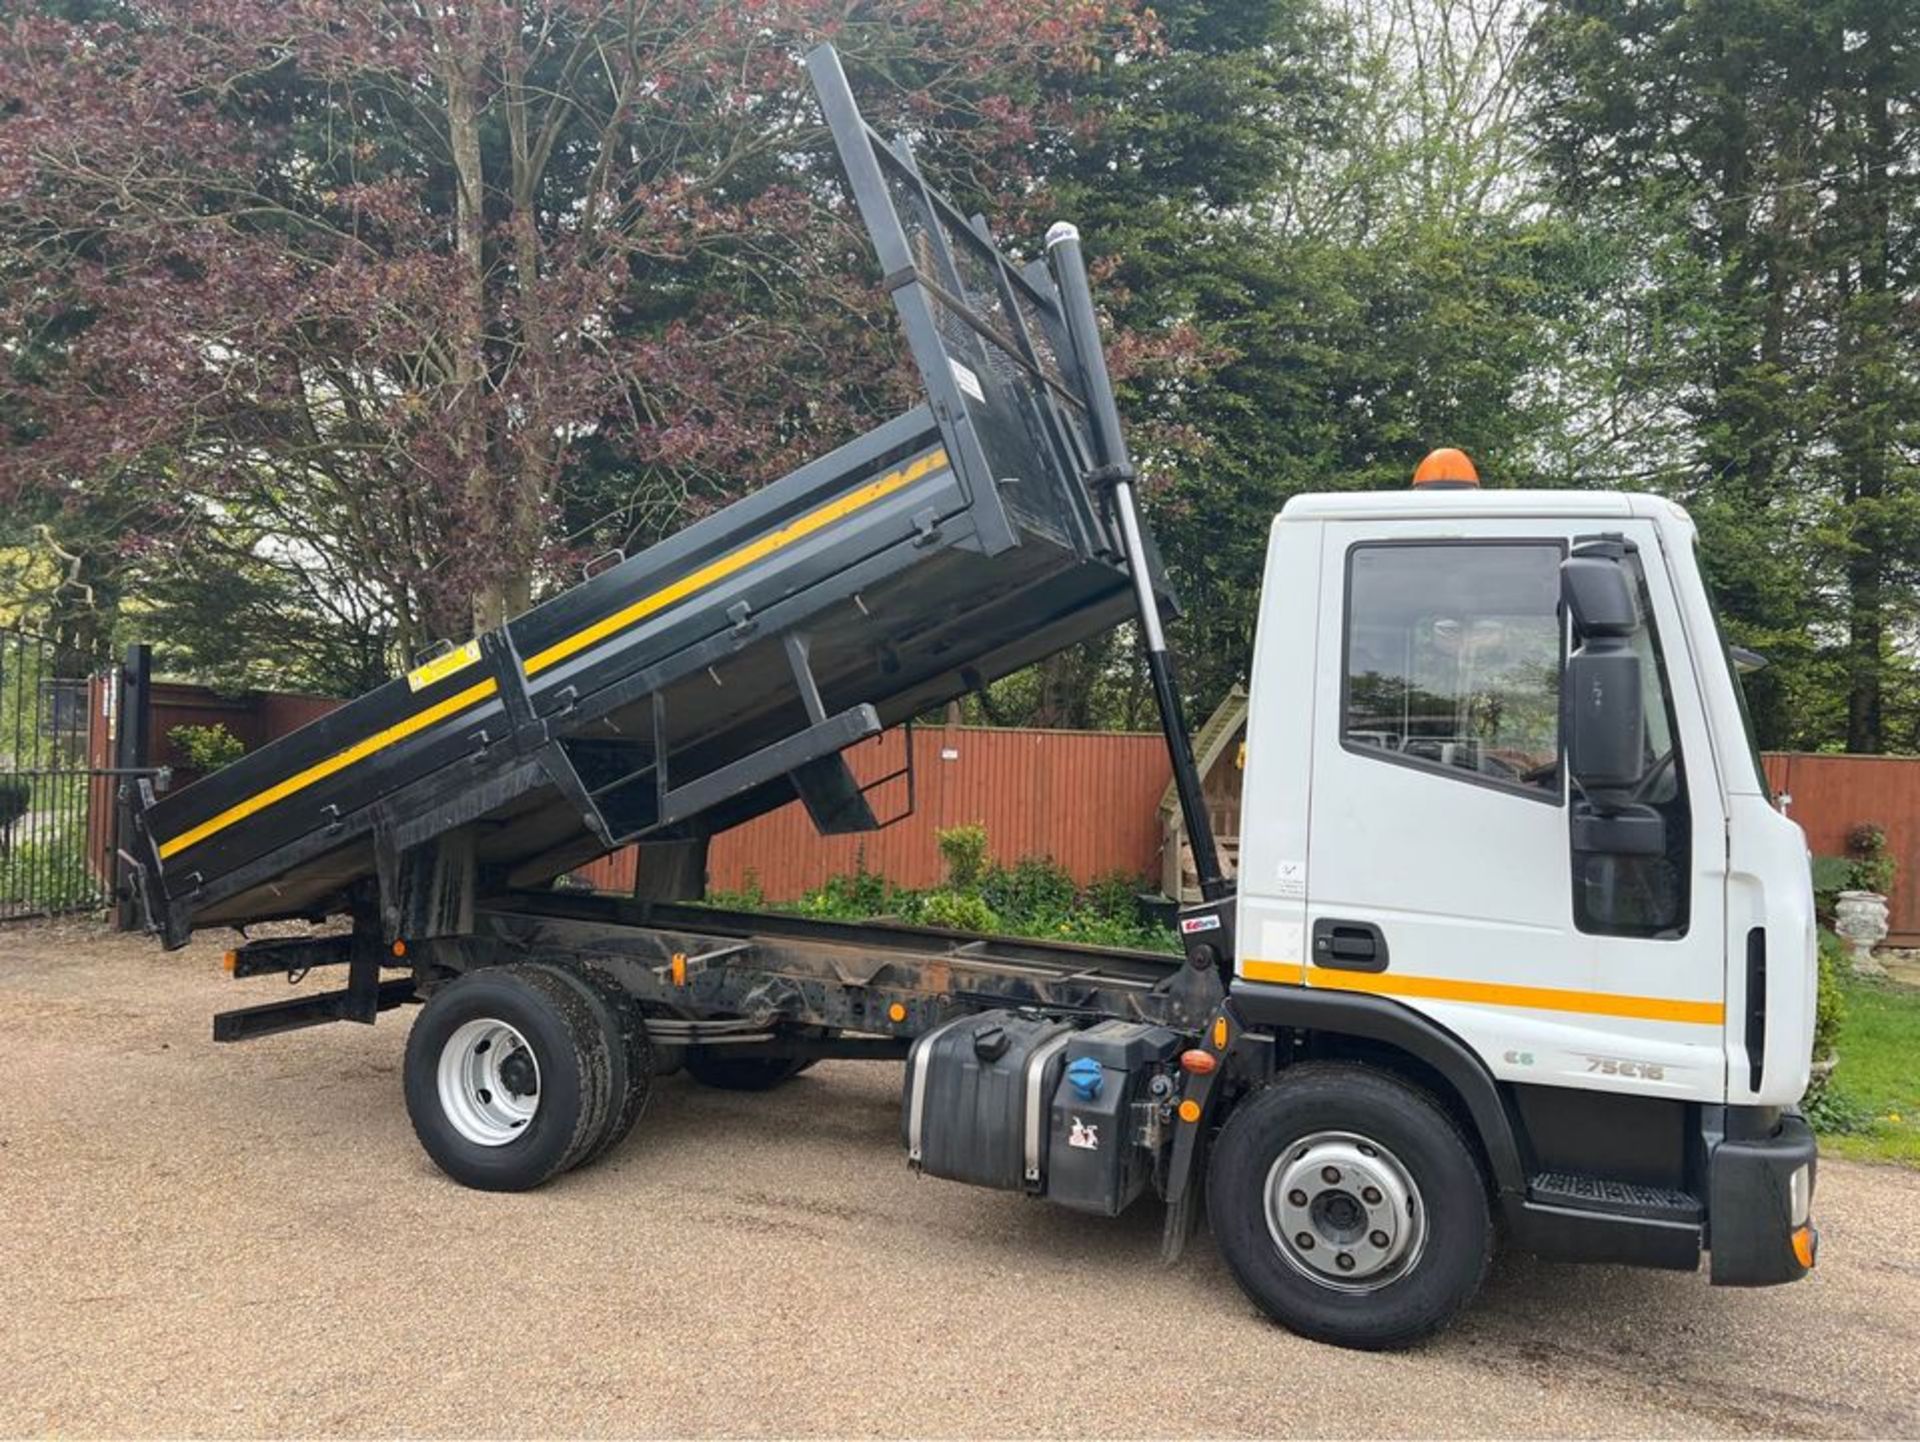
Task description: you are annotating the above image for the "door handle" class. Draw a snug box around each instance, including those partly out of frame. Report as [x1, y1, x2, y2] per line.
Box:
[1312, 919, 1389, 973]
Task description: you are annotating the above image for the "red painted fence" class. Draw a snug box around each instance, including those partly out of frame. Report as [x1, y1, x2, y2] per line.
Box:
[576, 725, 1174, 897]
[1766, 753, 1920, 945]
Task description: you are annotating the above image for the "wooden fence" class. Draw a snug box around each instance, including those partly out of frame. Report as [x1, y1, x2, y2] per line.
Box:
[576, 724, 1174, 897]
[1766, 753, 1920, 945]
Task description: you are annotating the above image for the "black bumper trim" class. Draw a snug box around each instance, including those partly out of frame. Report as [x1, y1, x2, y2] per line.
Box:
[1709, 1110, 1817, 1286]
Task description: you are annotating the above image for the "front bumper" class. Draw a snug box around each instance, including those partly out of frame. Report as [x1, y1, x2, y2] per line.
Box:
[1709, 1110, 1818, 1286]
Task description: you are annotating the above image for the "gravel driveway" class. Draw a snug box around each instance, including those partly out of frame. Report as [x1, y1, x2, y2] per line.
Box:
[3, 923, 1916, 1439]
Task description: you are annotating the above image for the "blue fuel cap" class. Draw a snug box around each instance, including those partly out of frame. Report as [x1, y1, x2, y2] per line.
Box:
[1066, 1056, 1104, 1100]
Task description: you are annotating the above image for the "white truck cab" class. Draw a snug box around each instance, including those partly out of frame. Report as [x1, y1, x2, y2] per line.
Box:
[1208, 475, 1818, 1345]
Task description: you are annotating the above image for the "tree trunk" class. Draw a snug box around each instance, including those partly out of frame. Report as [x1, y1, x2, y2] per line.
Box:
[440, 35, 519, 636]
[1843, 16, 1896, 755]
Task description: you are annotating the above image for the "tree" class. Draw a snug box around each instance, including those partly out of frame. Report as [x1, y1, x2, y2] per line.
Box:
[1021, 0, 1577, 715]
[1528, 0, 1920, 752]
[0, 0, 1140, 674]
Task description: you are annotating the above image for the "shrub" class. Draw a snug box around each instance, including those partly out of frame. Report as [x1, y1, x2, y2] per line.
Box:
[1083, 869, 1143, 925]
[694, 827, 1179, 955]
[1810, 855, 1852, 925]
[1803, 1082, 1873, 1136]
[706, 870, 766, 911]
[1845, 823, 1895, 899]
[919, 888, 1000, 933]
[0, 829, 103, 913]
[936, 823, 989, 891]
[168, 722, 247, 772]
[1806, 928, 1849, 1106]
[981, 855, 1076, 928]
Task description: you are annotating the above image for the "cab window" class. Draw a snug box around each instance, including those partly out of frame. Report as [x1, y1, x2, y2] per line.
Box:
[1342, 542, 1564, 799]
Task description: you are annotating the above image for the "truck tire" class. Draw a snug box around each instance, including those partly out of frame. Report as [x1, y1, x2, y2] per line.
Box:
[403, 965, 614, 1191]
[1207, 1063, 1491, 1350]
[682, 1050, 813, 1091]
[525, 962, 654, 1167]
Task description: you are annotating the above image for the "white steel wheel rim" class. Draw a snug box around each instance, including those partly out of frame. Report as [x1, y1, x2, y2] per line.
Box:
[1264, 1130, 1426, 1294]
[437, 1018, 541, 1146]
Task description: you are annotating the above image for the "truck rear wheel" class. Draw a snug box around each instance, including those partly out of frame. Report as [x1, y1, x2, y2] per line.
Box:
[403, 965, 613, 1191]
[1207, 1063, 1491, 1350]
[525, 962, 654, 1167]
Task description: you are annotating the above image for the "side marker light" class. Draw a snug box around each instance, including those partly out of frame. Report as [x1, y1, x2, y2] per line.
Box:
[1792, 1224, 1817, 1270]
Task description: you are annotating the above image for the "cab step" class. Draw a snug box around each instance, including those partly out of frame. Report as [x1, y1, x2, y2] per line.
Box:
[1528, 1171, 1703, 1224]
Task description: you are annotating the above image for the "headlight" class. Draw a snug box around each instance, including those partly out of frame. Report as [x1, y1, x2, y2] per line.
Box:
[1789, 1163, 1812, 1226]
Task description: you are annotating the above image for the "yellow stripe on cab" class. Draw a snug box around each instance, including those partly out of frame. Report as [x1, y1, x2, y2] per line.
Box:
[1236, 958, 1723, 1026]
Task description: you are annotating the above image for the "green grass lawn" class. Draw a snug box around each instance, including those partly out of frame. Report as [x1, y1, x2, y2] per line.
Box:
[1810, 973, 1920, 1167]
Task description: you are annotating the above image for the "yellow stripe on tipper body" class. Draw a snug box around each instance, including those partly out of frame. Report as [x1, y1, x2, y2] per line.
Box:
[156, 678, 500, 861]
[156, 447, 950, 863]
[522, 448, 950, 677]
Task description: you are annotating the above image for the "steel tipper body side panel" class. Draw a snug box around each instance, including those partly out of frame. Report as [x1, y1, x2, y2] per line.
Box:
[134, 49, 1168, 946]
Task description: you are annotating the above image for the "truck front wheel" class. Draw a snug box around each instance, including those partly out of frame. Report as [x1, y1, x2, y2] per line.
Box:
[403, 965, 613, 1191]
[1207, 1063, 1491, 1350]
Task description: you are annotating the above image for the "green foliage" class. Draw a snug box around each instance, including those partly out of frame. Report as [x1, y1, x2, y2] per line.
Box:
[1809, 971, 1920, 1168]
[725, 825, 1175, 952]
[1846, 824, 1896, 899]
[1084, 870, 1143, 926]
[792, 852, 904, 921]
[918, 889, 1002, 934]
[1812, 829, 1897, 925]
[1811, 855, 1853, 925]
[705, 870, 767, 912]
[167, 723, 247, 773]
[1527, 0, 1920, 754]
[1812, 930, 1849, 1077]
[980, 856, 1078, 927]
[0, 828, 103, 914]
[1803, 1083, 1875, 1138]
[935, 824, 990, 892]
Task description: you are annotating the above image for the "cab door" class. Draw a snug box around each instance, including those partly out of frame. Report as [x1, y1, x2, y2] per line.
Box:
[1302, 518, 1729, 1102]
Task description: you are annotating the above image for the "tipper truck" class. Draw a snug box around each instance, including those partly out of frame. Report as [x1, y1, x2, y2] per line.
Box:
[124, 46, 1819, 1350]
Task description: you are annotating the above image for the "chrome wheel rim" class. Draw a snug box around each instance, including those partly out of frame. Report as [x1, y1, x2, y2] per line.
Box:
[437, 1018, 541, 1146]
[1265, 1130, 1425, 1293]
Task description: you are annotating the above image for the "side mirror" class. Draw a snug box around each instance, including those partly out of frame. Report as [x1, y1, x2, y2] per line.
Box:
[1566, 649, 1644, 792]
[1561, 554, 1640, 638]
[1561, 553, 1644, 797]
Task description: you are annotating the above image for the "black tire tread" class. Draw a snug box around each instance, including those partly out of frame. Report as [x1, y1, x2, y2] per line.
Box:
[524, 961, 653, 1166]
